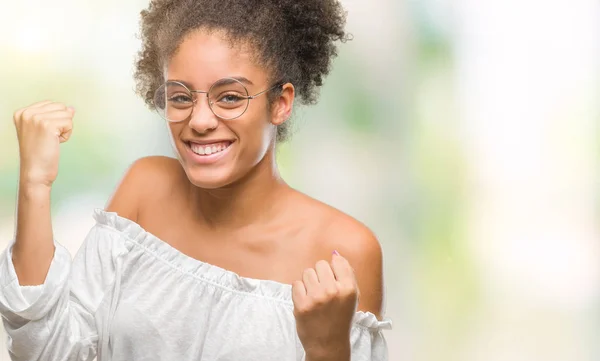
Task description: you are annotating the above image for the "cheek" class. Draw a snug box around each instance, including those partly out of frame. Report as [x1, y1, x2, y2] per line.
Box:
[167, 123, 182, 148]
[234, 113, 276, 162]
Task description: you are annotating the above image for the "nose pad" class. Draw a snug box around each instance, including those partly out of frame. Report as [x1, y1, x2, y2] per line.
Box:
[188, 95, 218, 133]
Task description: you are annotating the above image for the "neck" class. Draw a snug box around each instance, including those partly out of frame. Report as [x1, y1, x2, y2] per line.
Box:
[187, 148, 290, 229]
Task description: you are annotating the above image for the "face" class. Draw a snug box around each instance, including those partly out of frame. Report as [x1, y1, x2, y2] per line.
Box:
[163, 29, 293, 189]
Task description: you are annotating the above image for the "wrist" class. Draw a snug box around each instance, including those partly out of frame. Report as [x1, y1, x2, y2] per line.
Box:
[305, 342, 351, 361]
[19, 165, 55, 190]
[18, 180, 52, 198]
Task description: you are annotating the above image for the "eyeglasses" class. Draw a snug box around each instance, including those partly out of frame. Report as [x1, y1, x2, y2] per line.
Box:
[153, 77, 281, 122]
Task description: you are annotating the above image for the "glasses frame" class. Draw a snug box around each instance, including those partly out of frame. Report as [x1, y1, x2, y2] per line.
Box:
[153, 77, 282, 122]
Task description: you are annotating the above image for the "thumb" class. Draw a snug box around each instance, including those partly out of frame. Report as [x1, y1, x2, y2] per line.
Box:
[55, 118, 74, 143]
[59, 129, 72, 143]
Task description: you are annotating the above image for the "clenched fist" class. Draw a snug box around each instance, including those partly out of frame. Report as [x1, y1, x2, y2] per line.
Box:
[292, 251, 359, 361]
[13, 101, 75, 188]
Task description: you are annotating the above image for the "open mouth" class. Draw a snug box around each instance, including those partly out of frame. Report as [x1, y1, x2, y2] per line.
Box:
[188, 141, 233, 156]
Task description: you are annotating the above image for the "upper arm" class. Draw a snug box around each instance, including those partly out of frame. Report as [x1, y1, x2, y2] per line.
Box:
[326, 217, 386, 319]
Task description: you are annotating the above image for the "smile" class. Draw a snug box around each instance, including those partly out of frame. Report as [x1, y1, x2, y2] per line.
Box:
[188, 141, 232, 156]
[184, 140, 234, 165]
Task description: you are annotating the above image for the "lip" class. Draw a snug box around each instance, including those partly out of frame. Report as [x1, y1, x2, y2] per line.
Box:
[184, 141, 234, 165]
[185, 139, 234, 146]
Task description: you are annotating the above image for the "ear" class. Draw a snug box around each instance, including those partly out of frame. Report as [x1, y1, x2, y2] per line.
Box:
[270, 83, 295, 126]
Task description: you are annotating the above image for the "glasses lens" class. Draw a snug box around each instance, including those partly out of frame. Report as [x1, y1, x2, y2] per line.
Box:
[154, 82, 193, 122]
[208, 78, 249, 120]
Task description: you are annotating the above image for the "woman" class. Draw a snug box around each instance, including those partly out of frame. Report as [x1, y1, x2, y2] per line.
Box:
[0, 0, 392, 360]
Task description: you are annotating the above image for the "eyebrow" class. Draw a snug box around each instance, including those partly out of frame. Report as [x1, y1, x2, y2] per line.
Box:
[230, 76, 254, 85]
[167, 76, 254, 89]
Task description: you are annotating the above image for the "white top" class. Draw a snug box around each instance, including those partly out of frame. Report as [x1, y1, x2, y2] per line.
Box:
[0, 209, 392, 361]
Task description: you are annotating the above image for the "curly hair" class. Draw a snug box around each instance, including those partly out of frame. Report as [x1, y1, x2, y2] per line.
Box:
[134, 0, 351, 141]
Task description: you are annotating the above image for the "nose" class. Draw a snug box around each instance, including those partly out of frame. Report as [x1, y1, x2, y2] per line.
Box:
[188, 94, 218, 133]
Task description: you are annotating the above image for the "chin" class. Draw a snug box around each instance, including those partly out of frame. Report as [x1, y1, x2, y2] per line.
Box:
[178, 162, 237, 190]
[172, 141, 237, 189]
[186, 170, 236, 189]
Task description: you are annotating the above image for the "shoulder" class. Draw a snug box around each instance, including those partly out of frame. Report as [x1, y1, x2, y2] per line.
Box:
[300, 196, 386, 318]
[104, 156, 185, 222]
[325, 209, 385, 319]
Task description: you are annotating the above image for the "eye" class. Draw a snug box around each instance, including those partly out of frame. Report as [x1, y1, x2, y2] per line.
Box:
[217, 93, 244, 104]
[168, 94, 193, 104]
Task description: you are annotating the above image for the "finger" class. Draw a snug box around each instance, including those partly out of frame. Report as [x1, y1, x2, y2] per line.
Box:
[302, 268, 320, 295]
[59, 128, 73, 143]
[331, 251, 355, 284]
[291, 280, 307, 306]
[15, 100, 55, 119]
[47, 118, 74, 143]
[315, 260, 336, 288]
[33, 102, 68, 114]
[19, 103, 68, 123]
[28, 100, 54, 109]
[30, 109, 74, 120]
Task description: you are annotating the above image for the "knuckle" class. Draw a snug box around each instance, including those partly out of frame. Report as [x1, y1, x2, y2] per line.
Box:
[40, 121, 54, 132]
[312, 294, 327, 305]
[339, 284, 357, 298]
[294, 304, 310, 315]
[291, 281, 304, 294]
[13, 109, 23, 123]
[312, 296, 328, 307]
[293, 309, 305, 318]
[325, 287, 339, 298]
[21, 108, 34, 120]
[31, 113, 43, 123]
[315, 260, 330, 269]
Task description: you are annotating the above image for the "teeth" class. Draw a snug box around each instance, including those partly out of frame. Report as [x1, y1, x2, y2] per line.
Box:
[190, 142, 230, 156]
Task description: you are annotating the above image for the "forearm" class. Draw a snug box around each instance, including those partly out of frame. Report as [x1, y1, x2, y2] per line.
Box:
[12, 180, 55, 285]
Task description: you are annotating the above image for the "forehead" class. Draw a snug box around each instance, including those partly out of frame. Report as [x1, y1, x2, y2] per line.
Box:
[165, 29, 267, 89]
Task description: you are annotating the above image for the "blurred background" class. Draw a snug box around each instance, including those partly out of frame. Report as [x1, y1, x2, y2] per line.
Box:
[0, 0, 599, 360]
